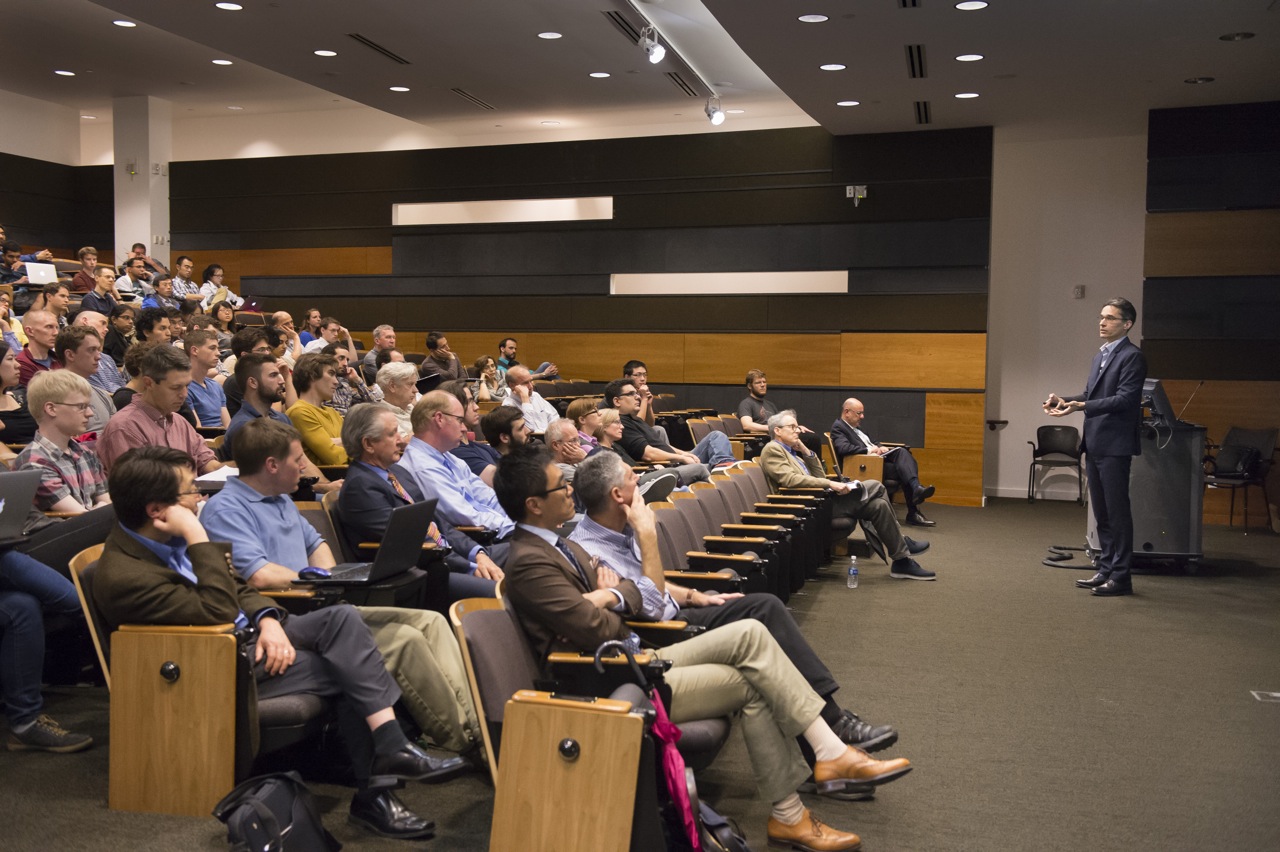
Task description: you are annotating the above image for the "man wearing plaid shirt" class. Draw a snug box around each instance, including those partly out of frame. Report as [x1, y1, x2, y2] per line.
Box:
[16, 371, 111, 514]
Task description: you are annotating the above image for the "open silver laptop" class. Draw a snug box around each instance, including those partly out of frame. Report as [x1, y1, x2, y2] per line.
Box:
[0, 470, 44, 539]
[24, 262, 58, 286]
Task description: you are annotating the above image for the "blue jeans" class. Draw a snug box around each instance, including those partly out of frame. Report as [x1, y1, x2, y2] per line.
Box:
[691, 431, 736, 467]
[0, 551, 80, 726]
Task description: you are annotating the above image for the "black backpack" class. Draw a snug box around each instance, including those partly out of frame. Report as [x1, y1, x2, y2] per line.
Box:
[212, 771, 341, 852]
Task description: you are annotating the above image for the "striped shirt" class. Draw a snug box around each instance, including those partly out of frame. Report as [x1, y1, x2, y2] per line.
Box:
[568, 515, 677, 621]
[16, 432, 109, 511]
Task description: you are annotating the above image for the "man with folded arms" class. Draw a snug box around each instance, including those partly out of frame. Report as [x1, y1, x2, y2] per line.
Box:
[200, 418, 482, 767]
[497, 446, 912, 852]
[93, 445, 449, 839]
[762, 410, 935, 581]
[831, 397, 936, 528]
[569, 451, 898, 752]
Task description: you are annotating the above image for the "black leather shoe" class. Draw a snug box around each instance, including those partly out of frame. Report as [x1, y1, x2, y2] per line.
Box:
[829, 709, 899, 753]
[903, 536, 930, 555]
[1075, 572, 1109, 589]
[1092, 579, 1133, 597]
[370, 741, 470, 783]
[905, 511, 937, 527]
[913, 484, 936, 504]
[349, 790, 435, 839]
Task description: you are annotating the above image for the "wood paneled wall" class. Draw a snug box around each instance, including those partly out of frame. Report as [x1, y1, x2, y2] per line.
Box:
[1144, 210, 1280, 278]
[169, 246, 394, 293]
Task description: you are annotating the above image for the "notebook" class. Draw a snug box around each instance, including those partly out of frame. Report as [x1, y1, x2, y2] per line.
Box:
[296, 498, 438, 586]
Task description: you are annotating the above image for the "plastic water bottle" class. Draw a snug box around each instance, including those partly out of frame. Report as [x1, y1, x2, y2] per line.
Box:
[847, 556, 859, 589]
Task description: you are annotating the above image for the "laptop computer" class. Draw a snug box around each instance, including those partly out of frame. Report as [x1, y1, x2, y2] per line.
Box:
[296, 498, 438, 586]
[0, 470, 44, 540]
[24, 262, 59, 286]
[416, 373, 443, 395]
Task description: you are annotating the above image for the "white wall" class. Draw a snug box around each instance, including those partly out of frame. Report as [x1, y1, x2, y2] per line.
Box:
[0, 89, 81, 165]
[984, 127, 1149, 500]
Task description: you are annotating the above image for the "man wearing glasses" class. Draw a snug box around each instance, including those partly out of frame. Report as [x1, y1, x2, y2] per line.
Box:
[1043, 298, 1146, 597]
[603, 378, 735, 476]
[17, 371, 112, 515]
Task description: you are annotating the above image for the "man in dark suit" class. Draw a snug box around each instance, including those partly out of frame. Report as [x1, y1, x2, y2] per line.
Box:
[93, 446, 448, 839]
[1044, 298, 1147, 597]
[494, 445, 911, 852]
[831, 398, 936, 527]
[337, 402, 503, 602]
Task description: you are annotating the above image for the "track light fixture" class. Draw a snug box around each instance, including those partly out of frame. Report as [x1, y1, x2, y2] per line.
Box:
[639, 26, 665, 64]
[705, 96, 726, 126]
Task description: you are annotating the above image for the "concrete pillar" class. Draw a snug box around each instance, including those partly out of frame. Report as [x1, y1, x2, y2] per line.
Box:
[112, 96, 171, 268]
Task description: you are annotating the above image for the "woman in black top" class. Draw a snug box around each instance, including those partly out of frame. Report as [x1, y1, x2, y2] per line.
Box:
[0, 342, 38, 445]
[103, 304, 137, 367]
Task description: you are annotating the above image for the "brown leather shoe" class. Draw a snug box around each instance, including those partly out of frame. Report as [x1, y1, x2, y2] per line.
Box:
[813, 746, 912, 795]
[767, 808, 861, 851]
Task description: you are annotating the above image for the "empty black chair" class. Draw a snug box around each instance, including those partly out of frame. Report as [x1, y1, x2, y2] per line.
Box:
[1028, 425, 1083, 503]
[1204, 426, 1277, 532]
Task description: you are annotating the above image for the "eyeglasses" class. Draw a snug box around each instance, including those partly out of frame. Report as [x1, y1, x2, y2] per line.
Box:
[438, 412, 467, 424]
[536, 483, 570, 497]
[51, 402, 93, 412]
[777, 423, 800, 431]
[177, 489, 204, 498]
[1099, 315, 1125, 323]
[618, 391, 641, 398]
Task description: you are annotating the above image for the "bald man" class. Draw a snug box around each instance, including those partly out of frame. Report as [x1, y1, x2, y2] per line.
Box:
[831, 398, 936, 527]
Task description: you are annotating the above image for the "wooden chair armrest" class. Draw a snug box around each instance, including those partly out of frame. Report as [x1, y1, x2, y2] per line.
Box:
[43, 511, 81, 519]
[881, 442, 907, 448]
[763, 493, 819, 503]
[704, 535, 770, 545]
[547, 651, 656, 666]
[117, 623, 237, 634]
[624, 620, 689, 631]
[757, 502, 807, 511]
[508, 690, 635, 714]
[357, 541, 438, 551]
[741, 511, 799, 523]
[261, 588, 318, 598]
[722, 523, 786, 537]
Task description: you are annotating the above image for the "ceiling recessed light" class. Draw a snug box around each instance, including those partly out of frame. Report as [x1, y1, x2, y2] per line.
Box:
[215, 3, 243, 10]
[1184, 77, 1215, 84]
[226, 105, 244, 110]
[1218, 32, 1255, 42]
[726, 109, 745, 114]
[55, 70, 75, 76]
[798, 15, 829, 23]
[955, 54, 984, 62]
[955, 2, 988, 9]
[820, 64, 846, 71]
[81, 115, 97, 120]
[955, 92, 980, 98]
[112, 20, 137, 28]
[389, 86, 410, 92]
[589, 72, 610, 78]
[541, 120, 561, 126]
[836, 100, 860, 107]
[537, 32, 562, 40]
[314, 50, 337, 57]
[212, 59, 233, 65]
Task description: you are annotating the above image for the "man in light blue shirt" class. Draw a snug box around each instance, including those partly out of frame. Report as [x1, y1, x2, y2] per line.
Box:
[398, 390, 515, 538]
[182, 330, 229, 428]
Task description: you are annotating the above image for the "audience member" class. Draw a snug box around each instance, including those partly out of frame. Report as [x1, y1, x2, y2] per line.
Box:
[169, 256, 203, 305]
[439, 379, 499, 486]
[221, 327, 274, 416]
[565, 397, 602, 453]
[496, 445, 907, 852]
[569, 451, 898, 751]
[0, 240, 29, 287]
[622, 359, 657, 425]
[80, 265, 120, 316]
[0, 342, 37, 445]
[762, 410, 935, 580]
[375, 361, 418, 437]
[268, 311, 305, 365]
[739, 369, 823, 456]
[501, 366, 558, 433]
[0, 227, 51, 264]
[0, 292, 25, 348]
[208, 300, 236, 349]
[69, 247, 98, 293]
[29, 282, 71, 328]
[323, 341, 382, 414]
[477, 405, 528, 465]
[71, 311, 125, 394]
[133, 307, 171, 344]
[183, 331, 230, 428]
[125, 242, 166, 279]
[398, 391, 515, 538]
[832, 397, 936, 527]
[140, 275, 180, 311]
[199, 264, 241, 309]
[496, 337, 557, 381]
[543, 418, 588, 484]
[53, 326, 114, 432]
[362, 324, 396, 384]
[603, 378, 728, 481]
[298, 308, 323, 345]
[419, 332, 462, 382]
[17, 371, 111, 514]
[17, 310, 62, 387]
[199, 418, 482, 760]
[302, 316, 352, 354]
[102, 305, 136, 367]
[287, 352, 347, 465]
[97, 344, 222, 474]
[473, 354, 507, 401]
[114, 256, 149, 301]
[94, 445, 445, 838]
[337, 403, 503, 598]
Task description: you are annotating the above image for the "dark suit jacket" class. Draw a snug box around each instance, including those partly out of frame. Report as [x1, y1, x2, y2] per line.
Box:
[829, 418, 870, 464]
[1063, 336, 1147, 457]
[503, 527, 642, 663]
[93, 525, 278, 634]
[337, 459, 497, 573]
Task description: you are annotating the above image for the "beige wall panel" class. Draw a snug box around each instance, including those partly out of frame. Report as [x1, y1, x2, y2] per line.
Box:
[684, 333, 842, 386]
[924, 393, 987, 451]
[1144, 210, 1280, 277]
[841, 333, 986, 389]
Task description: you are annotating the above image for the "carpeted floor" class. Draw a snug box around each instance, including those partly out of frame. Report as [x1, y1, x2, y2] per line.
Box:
[4, 498, 1278, 851]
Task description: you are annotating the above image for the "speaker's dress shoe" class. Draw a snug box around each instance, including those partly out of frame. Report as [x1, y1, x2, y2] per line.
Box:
[829, 710, 898, 753]
[889, 558, 936, 580]
[903, 536, 930, 555]
[913, 484, 936, 504]
[767, 808, 861, 851]
[370, 741, 470, 783]
[1075, 572, 1109, 589]
[812, 747, 912, 794]
[1092, 579, 1133, 597]
[905, 510, 936, 527]
[349, 789, 435, 839]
